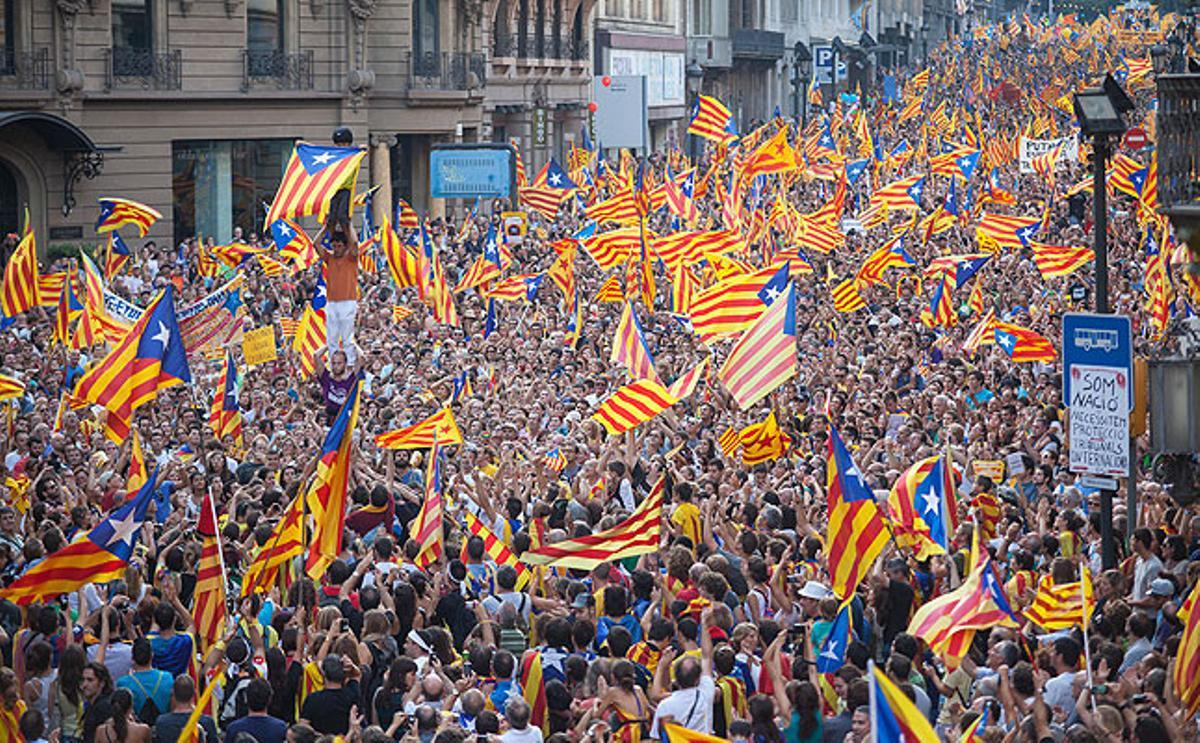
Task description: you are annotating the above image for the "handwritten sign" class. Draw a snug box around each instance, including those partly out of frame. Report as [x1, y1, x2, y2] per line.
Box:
[1068, 365, 1129, 477]
[1018, 136, 1079, 174]
[241, 326, 278, 367]
[973, 460, 1005, 483]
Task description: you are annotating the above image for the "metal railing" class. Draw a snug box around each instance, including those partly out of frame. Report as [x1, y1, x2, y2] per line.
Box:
[104, 48, 183, 91]
[0, 48, 50, 90]
[1157, 74, 1200, 211]
[408, 51, 487, 90]
[490, 34, 587, 61]
[242, 49, 314, 91]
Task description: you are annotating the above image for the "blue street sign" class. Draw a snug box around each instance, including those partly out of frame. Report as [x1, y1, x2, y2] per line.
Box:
[1062, 313, 1133, 405]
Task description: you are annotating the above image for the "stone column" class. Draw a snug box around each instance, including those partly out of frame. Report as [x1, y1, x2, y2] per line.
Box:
[370, 133, 397, 227]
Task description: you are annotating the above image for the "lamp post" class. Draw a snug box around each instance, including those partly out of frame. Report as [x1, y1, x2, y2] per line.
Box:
[1072, 72, 1134, 570]
[791, 41, 812, 126]
[685, 60, 704, 163]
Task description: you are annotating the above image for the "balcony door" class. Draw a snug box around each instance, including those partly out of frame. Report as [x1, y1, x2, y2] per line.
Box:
[247, 0, 284, 75]
[111, 0, 151, 76]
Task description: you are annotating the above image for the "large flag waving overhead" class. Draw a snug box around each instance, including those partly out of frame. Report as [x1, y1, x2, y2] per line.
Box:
[375, 406, 463, 449]
[305, 377, 362, 578]
[96, 198, 162, 237]
[209, 350, 244, 450]
[0, 231, 39, 317]
[869, 662, 939, 742]
[522, 478, 664, 569]
[688, 94, 736, 143]
[610, 302, 659, 382]
[74, 286, 192, 443]
[1174, 578, 1200, 717]
[2, 467, 157, 604]
[718, 279, 797, 409]
[592, 379, 678, 436]
[825, 425, 889, 599]
[410, 433, 445, 569]
[265, 143, 368, 227]
[241, 495, 304, 597]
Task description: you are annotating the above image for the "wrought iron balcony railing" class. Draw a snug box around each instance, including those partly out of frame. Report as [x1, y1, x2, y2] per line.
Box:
[0, 48, 50, 90]
[408, 51, 487, 90]
[242, 49, 315, 91]
[104, 48, 182, 91]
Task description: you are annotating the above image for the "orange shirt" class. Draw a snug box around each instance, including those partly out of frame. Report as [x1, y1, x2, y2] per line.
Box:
[325, 248, 359, 301]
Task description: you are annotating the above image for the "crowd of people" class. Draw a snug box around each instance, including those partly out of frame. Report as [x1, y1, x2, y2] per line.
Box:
[0, 6, 1199, 743]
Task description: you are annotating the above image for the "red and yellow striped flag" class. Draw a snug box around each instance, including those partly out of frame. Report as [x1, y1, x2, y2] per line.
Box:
[410, 434, 445, 569]
[463, 510, 531, 590]
[375, 406, 463, 449]
[739, 410, 792, 466]
[0, 231, 39, 317]
[521, 478, 664, 569]
[264, 143, 367, 226]
[1024, 568, 1094, 630]
[1031, 242, 1093, 278]
[392, 305, 414, 323]
[718, 428, 741, 458]
[610, 302, 659, 382]
[1174, 578, 1200, 716]
[594, 275, 625, 303]
[305, 380, 361, 579]
[192, 488, 228, 651]
[831, 278, 866, 313]
[0, 374, 25, 402]
[241, 495, 304, 597]
[591, 379, 678, 436]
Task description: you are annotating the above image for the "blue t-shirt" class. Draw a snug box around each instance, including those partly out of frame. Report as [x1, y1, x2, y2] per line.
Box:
[225, 714, 288, 743]
[147, 632, 194, 677]
[117, 669, 173, 720]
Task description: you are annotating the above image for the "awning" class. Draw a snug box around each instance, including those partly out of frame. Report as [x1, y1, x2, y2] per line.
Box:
[0, 111, 98, 152]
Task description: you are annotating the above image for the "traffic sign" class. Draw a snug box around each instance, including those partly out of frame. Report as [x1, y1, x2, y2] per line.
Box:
[1063, 313, 1133, 477]
[813, 46, 846, 85]
[1124, 126, 1148, 150]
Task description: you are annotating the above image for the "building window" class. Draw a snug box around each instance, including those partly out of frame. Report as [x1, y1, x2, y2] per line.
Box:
[493, 0, 510, 55]
[691, 0, 710, 35]
[172, 139, 293, 244]
[551, 0, 561, 58]
[112, 0, 151, 51]
[247, 0, 283, 53]
[534, 0, 544, 56]
[653, 0, 665, 23]
[1, 0, 14, 74]
[413, 0, 439, 61]
[517, 0, 528, 56]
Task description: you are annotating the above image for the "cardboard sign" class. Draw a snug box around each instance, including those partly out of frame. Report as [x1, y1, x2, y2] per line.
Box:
[242, 326, 278, 366]
[973, 460, 1005, 483]
[502, 211, 527, 246]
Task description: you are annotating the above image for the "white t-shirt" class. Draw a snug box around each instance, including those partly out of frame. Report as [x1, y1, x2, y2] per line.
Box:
[502, 726, 543, 743]
[650, 673, 715, 736]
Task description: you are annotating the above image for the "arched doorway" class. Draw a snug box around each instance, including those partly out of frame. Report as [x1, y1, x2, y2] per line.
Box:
[0, 160, 19, 237]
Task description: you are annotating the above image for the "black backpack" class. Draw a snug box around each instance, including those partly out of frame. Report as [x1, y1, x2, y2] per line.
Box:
[128, 674, 163, 724]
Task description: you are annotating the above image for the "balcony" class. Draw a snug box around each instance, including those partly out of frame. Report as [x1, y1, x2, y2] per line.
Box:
[492, 35, 588, 62]
[407, 51, 487, 92]
[242, 50, 314, 91]
[1157, 73, 1200, 262]
[732, 29, 784, 61]
[0, 48, 50, 91]
[104, 48, 182, 91]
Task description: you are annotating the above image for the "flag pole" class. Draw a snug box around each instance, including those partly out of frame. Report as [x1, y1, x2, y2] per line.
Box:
[1080, 563, 1098, 716]
[867, 660, 879, 743]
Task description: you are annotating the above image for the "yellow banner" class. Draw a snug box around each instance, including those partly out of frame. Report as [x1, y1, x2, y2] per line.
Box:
[241, 326, 278, 366]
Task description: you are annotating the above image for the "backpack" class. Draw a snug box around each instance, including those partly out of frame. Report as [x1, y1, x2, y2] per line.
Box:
[128, 674, 163, 725]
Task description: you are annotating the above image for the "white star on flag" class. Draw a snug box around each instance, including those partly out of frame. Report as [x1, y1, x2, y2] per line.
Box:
[820, 640, 841, 662]
[549, 173, 562, 186]
[105, 511, 143, 549]
[312, 151, 335, 165]
[150, 321, 171, 349]
[922, 490, 940, 516]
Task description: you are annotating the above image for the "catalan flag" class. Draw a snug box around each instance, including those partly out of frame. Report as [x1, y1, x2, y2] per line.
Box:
[718, 428, 741, 458]
[825, 425, 889, 599]
[410, 433, 445, 569]
[520, 185, 565, 220]
[666, 358, 708, 401]
[177, 666, 223, 743]
[592, 379, 678, 436]
[241, 494, 304, 597]
[993, 321, 1056, 362]
[871, 174, 925, 210]
[1, 466, 157, 605]
[739, 410, 792, 466]
[541, 448, 568, 474]
[689, 262, 788, 343]
[305, 378, 361, 579]
[1024, 567, 1095, 630]
[53, 268, 83, 347]
[869, 661, 940, 743]
[209, 350, 243, 449]
[257, 253, 290, 278]
[831, 278, 867, 313]
[907, 531, 1019, 667]
[0, 374, 25, 402]
[73, 286, 191, 444]
[381, 216, 422, 291]
[583, 228, 640, 269]
[125, 429, 148, 496]
[522, 478, 664, 569]
[104, 231, 131, 280]
[922, 273, 957, 328]
[594, 275, 624, 303]
[856, 236, 916, 286]
[264, 143, 367, 227]
[1173, 577, 1200, 716]
[0, 231, 39, 318]
[688, 94, 736, 143]
[611, 302, 660, 382]
[976, 213, 1041, 250]
[192, 488, 228, 651]
[815, 601, 853, 674]
[1031, 242, 1093, 278]
[375, 406, 463, 449]
[272, 218, 318, 270]
[887, 456, 956, 559]
[456, 225, 504, 293]
[661, 722, 728, 743]
[718, 279, 796, 410]
[292, 275, 327, 379]
[464, 510, 531, 590]
[96, 197, 162, 237]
